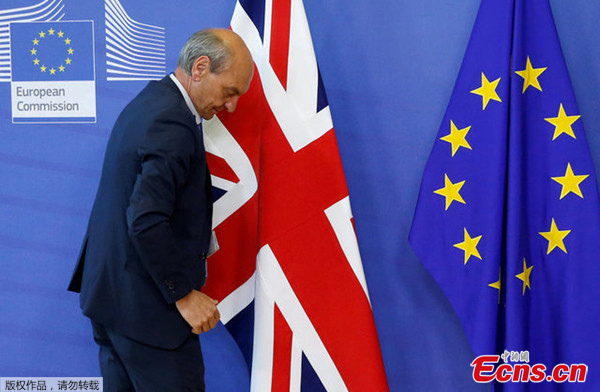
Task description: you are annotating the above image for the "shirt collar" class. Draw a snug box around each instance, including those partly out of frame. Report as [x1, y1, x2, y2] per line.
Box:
[169, 73, 201, 125]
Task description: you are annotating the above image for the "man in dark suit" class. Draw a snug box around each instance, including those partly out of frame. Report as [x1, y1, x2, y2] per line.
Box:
[68, 28, 253, 391]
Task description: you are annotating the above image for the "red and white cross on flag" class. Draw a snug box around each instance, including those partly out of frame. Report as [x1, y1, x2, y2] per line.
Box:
[202, 0, 389, 390]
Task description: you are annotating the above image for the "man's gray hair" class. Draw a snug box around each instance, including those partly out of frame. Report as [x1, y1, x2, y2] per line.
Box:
[177, 30, 231, 75]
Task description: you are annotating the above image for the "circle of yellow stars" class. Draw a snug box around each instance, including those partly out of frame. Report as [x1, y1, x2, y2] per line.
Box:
[432, 54, 589, 299]
[31, 28, 74, 75]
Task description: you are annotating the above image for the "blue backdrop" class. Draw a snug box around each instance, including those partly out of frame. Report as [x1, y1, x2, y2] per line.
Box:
[1, 0, 598, 390]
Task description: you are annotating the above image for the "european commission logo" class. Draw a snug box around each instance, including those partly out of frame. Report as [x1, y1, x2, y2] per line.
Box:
[9, 21, 96, 123]
[104, 0, 166, 81]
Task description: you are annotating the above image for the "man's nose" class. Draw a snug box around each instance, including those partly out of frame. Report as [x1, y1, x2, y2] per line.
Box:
[224, 96, 240, 113]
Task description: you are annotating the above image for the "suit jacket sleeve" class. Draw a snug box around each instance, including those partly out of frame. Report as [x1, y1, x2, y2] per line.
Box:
[126, 117, 198, 304]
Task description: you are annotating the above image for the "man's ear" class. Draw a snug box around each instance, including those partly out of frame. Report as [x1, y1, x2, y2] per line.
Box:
[191, 56, 210, 81]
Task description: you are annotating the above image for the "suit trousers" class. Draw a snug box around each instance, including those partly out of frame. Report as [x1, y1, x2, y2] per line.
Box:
[91, 320, 205, 392]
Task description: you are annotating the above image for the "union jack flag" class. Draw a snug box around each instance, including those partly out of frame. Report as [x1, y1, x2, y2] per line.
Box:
[202, 0, 389, 391]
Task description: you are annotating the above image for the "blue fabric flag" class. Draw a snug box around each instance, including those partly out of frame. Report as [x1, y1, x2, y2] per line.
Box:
[10, 21, 94, 81]
[410, 0, 600, 389]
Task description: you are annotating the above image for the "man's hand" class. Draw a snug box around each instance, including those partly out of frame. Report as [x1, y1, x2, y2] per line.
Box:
[175, 290, 220, 334]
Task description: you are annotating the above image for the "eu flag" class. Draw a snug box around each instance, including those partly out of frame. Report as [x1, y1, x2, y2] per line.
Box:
[10, 21, 94, 82]
[410, 0, 600, 389]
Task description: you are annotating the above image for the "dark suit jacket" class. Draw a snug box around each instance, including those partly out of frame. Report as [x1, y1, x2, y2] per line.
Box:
[68, 76, 213, 349]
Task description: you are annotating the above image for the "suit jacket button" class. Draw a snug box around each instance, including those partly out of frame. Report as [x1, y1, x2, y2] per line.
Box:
[165, 280, 175, 290]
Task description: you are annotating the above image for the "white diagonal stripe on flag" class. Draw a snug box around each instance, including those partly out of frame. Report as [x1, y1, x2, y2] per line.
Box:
[217, 273, 255, 324]
[254, 245, 348, 392]
[325, 196, 372, 302]
[287, 0, 320, 116]
[203, 116, 257, 229]
[231, 2, 333, 153]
